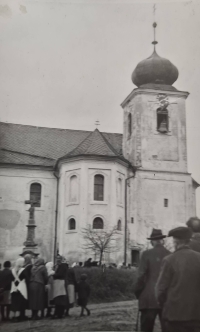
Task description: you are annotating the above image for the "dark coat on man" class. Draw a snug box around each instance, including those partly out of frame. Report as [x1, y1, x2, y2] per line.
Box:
[189, 233, 200, 253]
[156, 246, 200, 322]
[134, 244, 170, 310]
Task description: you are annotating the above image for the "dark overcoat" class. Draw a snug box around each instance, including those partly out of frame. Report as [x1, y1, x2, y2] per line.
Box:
[156, 246, 200, 321]
[190, 233, 200, 253]
[77, 280, 90, 307]
[134, 244, 170, 310]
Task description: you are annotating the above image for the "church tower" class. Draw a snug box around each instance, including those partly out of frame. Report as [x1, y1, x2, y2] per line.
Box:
[121, 24, 199, 252]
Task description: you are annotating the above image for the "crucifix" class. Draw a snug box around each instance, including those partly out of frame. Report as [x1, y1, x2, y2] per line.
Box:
[23, 199, 38, 247]
[25, 199, 38, 222]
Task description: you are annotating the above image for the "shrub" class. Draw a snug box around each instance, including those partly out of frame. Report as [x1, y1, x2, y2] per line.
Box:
[74, 267, 137, 303]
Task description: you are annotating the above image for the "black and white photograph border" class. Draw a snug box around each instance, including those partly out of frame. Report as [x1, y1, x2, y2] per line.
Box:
[0, 0, 200, 331]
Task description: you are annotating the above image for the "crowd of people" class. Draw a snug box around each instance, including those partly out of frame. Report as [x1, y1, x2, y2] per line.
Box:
[134, 216, 200, 332]
[0, 255, 90, 322]
[1, 216, 200, 331]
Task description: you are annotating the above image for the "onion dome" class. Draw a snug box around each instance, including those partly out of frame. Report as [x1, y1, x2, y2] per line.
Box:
[132, 23, 179, 87]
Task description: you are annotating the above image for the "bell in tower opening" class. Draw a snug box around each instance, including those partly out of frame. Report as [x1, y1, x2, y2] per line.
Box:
[157, 107, 168, 133]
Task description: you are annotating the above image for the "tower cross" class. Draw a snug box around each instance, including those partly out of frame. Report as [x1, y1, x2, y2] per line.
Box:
[95, 120, 100, 128]
[152, 22, 158, 51]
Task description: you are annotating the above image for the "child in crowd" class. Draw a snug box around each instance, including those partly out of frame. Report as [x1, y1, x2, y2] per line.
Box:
[77, 274, 90, 317]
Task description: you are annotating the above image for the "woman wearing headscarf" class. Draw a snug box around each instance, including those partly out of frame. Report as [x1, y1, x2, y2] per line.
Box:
[19, 254, 33, 320]
[52, 260, 67, 319]
[45, 262, 55, 318]
[0, 261, 13, 321]
[29, 258, 48, 320]
[10, 257, 28, 322]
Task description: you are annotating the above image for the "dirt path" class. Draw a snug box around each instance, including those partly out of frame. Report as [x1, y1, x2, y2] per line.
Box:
[0, 300, 161, 332]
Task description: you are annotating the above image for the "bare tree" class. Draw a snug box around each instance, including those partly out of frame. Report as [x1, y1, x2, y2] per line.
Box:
[81, 225, 121, 265]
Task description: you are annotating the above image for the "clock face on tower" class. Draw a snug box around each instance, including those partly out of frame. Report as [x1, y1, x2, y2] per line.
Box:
[156, 93, 169, 109]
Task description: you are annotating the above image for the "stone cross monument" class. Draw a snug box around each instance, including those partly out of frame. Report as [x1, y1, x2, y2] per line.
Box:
[21, 199, 39, 258]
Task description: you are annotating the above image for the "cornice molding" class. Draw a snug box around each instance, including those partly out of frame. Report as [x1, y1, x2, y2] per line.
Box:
[121, 87, 189, 108]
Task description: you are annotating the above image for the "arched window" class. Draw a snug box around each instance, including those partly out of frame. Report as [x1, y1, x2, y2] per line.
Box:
[117, 178, 122, 204]
[94, 174, 104, 201]
[157, 107, 168, 133]
[69, 218, 76, 230]
[30, 183, 41, 207]
[69, 175, 78, 202]
[93, 217, 104, 229]
[128, 113, 132, 136]
[117, 220, 122, 231]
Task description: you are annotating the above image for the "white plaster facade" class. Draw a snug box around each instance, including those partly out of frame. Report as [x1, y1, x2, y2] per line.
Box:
[57, 158, 127, 264]
[0, 167, 56, 264]
[122, 86, 198, 261]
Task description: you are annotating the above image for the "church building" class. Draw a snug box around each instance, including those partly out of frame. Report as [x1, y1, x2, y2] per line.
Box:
[0, 27, 198, 266]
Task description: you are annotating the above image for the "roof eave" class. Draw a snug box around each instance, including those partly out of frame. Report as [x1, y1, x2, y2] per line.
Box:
[0, 163, 54, 170]
[55, 154, 132, 170]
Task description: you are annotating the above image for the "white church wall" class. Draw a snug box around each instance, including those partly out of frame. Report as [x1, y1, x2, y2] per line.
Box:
[57, 159, 127, 265]
[127, 170, 196, 252]
[123, 89, 188, 172]
[0, 167, 56, 266]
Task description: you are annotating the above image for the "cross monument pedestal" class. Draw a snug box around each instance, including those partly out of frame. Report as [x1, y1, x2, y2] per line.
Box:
[20, 199, 39, 259]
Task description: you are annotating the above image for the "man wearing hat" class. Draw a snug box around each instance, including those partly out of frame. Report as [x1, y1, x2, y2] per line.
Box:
[186, 217, 200, 252]
[156, 226, 200, 332]
[134, 228, 170, 332]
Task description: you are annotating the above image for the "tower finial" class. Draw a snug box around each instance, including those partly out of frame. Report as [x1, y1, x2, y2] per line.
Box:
[152, 22, 158, 51]
[95, 120, 100, 128]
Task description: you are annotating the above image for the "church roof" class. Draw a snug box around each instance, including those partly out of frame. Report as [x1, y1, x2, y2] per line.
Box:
[59, 128, 125, 162]
[0, 149, 55, 167]
[0, 122, 123, 168]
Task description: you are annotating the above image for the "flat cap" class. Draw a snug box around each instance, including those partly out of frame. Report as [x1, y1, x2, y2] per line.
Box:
[168, 226, 192, 239]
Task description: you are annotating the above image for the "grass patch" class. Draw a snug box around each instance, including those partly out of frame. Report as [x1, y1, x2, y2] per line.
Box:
[74, 267, 137, 303]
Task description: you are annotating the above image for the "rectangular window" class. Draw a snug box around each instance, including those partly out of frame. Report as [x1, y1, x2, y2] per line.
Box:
[164, 199, 168, 207]
[94, 175, 104, 201]
[131, 217, 134, 224]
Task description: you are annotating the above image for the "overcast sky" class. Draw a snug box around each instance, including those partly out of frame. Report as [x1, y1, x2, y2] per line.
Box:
[0, 0, 200, 215]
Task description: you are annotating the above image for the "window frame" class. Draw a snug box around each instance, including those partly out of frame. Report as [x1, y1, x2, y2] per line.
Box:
[128, 112, 132, 138]
[93, 217, 104, 230]
[164, 198, 169, 207]
[66, 170, 80, 206]
[157, 107, 169, 133]
[68, 218, 76, 230]
[94, 174, 104, 201]
[30, 182, 42, 207]
[117, 177, 123, 205]
[69, 174, 78, 203]
[117, 219, 122, 231]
